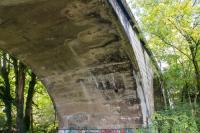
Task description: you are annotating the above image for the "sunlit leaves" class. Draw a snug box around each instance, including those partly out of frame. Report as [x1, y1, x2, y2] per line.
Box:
[129, 0, 200, 130]
[132, 0, 200, 91]
[152, 109, 199, 132]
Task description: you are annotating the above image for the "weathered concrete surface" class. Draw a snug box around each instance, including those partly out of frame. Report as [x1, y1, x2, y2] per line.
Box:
[0, 0, 154, 129]
[109, 0, 154, 126]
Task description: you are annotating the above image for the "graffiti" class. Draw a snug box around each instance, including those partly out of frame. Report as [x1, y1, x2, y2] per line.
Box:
[58, 128, 155, 133]
[58, 129, 134, 133]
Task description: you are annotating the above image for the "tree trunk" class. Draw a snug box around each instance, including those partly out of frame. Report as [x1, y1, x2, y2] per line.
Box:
[2, 99, 12, 130]
[16, 63, 26, 133]
[160, 80, 168, 109]
[1, 53, 12, 130]
[24, 72, 36, 132]
[190, 46, 200, 91]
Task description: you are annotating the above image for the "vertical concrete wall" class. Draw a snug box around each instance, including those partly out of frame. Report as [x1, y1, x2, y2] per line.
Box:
[108, 0, 154, 126]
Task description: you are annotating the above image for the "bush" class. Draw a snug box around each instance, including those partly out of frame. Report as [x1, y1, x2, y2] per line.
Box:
[152, 109, 199, 133]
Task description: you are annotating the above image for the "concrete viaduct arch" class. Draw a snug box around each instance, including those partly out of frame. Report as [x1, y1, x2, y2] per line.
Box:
[0, 0, 154, 129]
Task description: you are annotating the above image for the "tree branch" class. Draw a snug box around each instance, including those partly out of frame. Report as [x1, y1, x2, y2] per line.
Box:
[152, 33, 192, 60]
[168, 18, 196, 45]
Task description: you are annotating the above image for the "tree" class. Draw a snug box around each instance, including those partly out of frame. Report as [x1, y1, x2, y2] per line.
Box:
[130, 0, 200, 131]
[0, 51, 57, 132]
[0, 53, 13, 131]
[15, 62, 26, 133]
[132, 0, 200, 108]
[24, 72, 36, 131]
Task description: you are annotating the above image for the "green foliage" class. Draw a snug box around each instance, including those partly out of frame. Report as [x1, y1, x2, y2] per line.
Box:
[152, 107, 199, 133]
[32, 81, 57, 132]
[131, 0, 200, 92]
[0, 52, 57, 132]
[130, 0, 200, 132]
[0, 109, 6, 129]
[130, 0, 200, 99]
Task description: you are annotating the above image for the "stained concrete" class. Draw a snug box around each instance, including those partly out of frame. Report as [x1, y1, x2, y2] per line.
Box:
[0, 0, 153, 129]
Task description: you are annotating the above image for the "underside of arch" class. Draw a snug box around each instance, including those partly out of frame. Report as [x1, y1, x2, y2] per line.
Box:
[0, 0, 154, 129]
